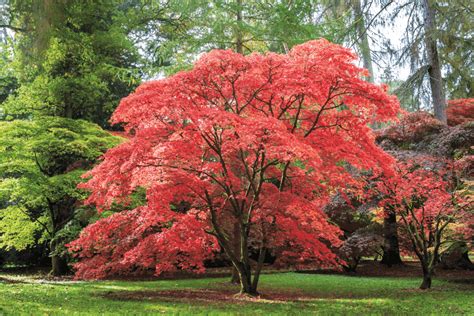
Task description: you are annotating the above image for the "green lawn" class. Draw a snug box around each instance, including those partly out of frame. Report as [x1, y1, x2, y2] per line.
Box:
[0, 272, 472, 315]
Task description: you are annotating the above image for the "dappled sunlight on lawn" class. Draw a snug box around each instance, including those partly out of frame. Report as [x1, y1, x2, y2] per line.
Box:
[0, 272, 472, 315]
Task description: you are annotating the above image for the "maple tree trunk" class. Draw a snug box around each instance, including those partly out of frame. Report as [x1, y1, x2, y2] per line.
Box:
[229, 218, 260, 296]
[343, 256, 361, 273]
[381, 209, 403, 266]
[212, 217, 258, 295]
[252, 247, 266, 290]
[233, 262, 257, 295]
[230, 267, 240, 284]
[420, 274, 432, 290]
[234, 247, 266, 295]
[420, 263, 433, 290]
[239, 223, 258, 295]
[230, 222, 241, 284]
[422, 0, 447, 124]
[51, 255, 68, 276]
[50, 239, 68, 276]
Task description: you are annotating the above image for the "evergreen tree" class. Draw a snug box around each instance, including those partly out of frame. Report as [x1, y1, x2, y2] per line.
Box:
[2, 0, 142, 127]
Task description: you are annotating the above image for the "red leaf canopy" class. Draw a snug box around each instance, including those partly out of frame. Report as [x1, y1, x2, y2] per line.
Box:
[69, 39, 400, 279]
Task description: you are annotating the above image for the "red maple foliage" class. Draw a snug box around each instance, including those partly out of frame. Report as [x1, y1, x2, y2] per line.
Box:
[447, 98, 474, 126]
[375, 111, 444, 144]
[376, 157, 472, 289]
[453, 155, 474, 240]
[68, 39, 400, 295]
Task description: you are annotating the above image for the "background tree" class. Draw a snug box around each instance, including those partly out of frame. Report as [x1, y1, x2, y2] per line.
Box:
[324, 191, 385, 270]
[350, 0, 374, 82]
[382, 0, 473, 121]
[139, 0, 350, 75]
[0, 117, 119, 275]
[421, 0, 446, 123]
[377, 158, 471, 289]
[1, 0, 142, 127]
[379, 205, 403, 266]
[374, 109, 474, 268]
[338, 228, 383, 272]
[0, 42, 17, 108]
[0, 0, 186, 269]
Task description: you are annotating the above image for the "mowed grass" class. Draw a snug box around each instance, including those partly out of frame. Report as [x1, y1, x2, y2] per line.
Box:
[0, 272, 473, 315]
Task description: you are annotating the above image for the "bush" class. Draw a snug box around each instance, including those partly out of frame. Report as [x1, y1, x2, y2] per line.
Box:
[447, 99, 474, 126]
[375, 111, 444, 144]
[338, 230, 383, 272]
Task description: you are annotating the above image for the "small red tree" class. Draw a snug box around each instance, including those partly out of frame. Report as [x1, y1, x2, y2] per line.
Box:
[68, 39, 400, 295]
[376, 158, 471, 289]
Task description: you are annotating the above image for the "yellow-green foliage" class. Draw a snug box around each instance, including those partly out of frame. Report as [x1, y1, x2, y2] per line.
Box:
[0, 117, 121, 252]
[0, 205, 48, 251]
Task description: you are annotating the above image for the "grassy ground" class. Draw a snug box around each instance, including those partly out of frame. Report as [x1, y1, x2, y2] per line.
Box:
[0, 270, 473, 315]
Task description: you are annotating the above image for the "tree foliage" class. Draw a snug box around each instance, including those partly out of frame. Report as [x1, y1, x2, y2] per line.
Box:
[0, 117, 120, 272]
[338, 229, 383, 272]
[446, 98, 474, 127]
[381, 0, 473, 115]
[135, 0, 350, 75]
[375, 157, 472, 289]
[69, 39, 399, 294]
[375, 111, 444, 144]
[2, 0, 142, 126]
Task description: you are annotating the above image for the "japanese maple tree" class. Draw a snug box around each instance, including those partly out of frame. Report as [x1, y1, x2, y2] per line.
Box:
[376, 157, 472, 289]
[68, 39, 399, 295]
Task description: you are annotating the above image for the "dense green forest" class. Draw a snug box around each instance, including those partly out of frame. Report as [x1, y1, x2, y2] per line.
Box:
[0, 1, 472, 314]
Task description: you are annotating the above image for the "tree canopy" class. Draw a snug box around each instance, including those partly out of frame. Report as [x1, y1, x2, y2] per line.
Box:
[69, 39, 400, 294]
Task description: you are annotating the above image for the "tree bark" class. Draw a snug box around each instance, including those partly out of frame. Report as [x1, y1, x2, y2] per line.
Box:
[420, 274, 432, 289]
[235, 0, 243, 54]
[46, 198, 74, 276]
[50, 239, 68, 276]
[251, 247, 266, 290]
[230, 261, 257, 295]
[229, 220, 241, 284]
[420, 264, 432, 289]
[352, 0, 374, 82]
[381, 209, 403, 266]
[230, 266, 240, 284]
[422, 0, 447, 124]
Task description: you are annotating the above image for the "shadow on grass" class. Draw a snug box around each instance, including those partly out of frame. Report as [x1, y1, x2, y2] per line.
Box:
[98, 272, 474, 307]
[447, 278, 474, 285]
[0, 276, 26, 284]
[99, 284, 393, 305]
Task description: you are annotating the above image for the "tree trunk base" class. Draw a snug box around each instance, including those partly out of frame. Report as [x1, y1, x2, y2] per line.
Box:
[381, 210, 403, 267]
[420, 276, 432, 290]
[380, 253, 403, 267]
[235, 291, 260, 298]
[50, 255, 69, 276]
[230, 267, 240, 284]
